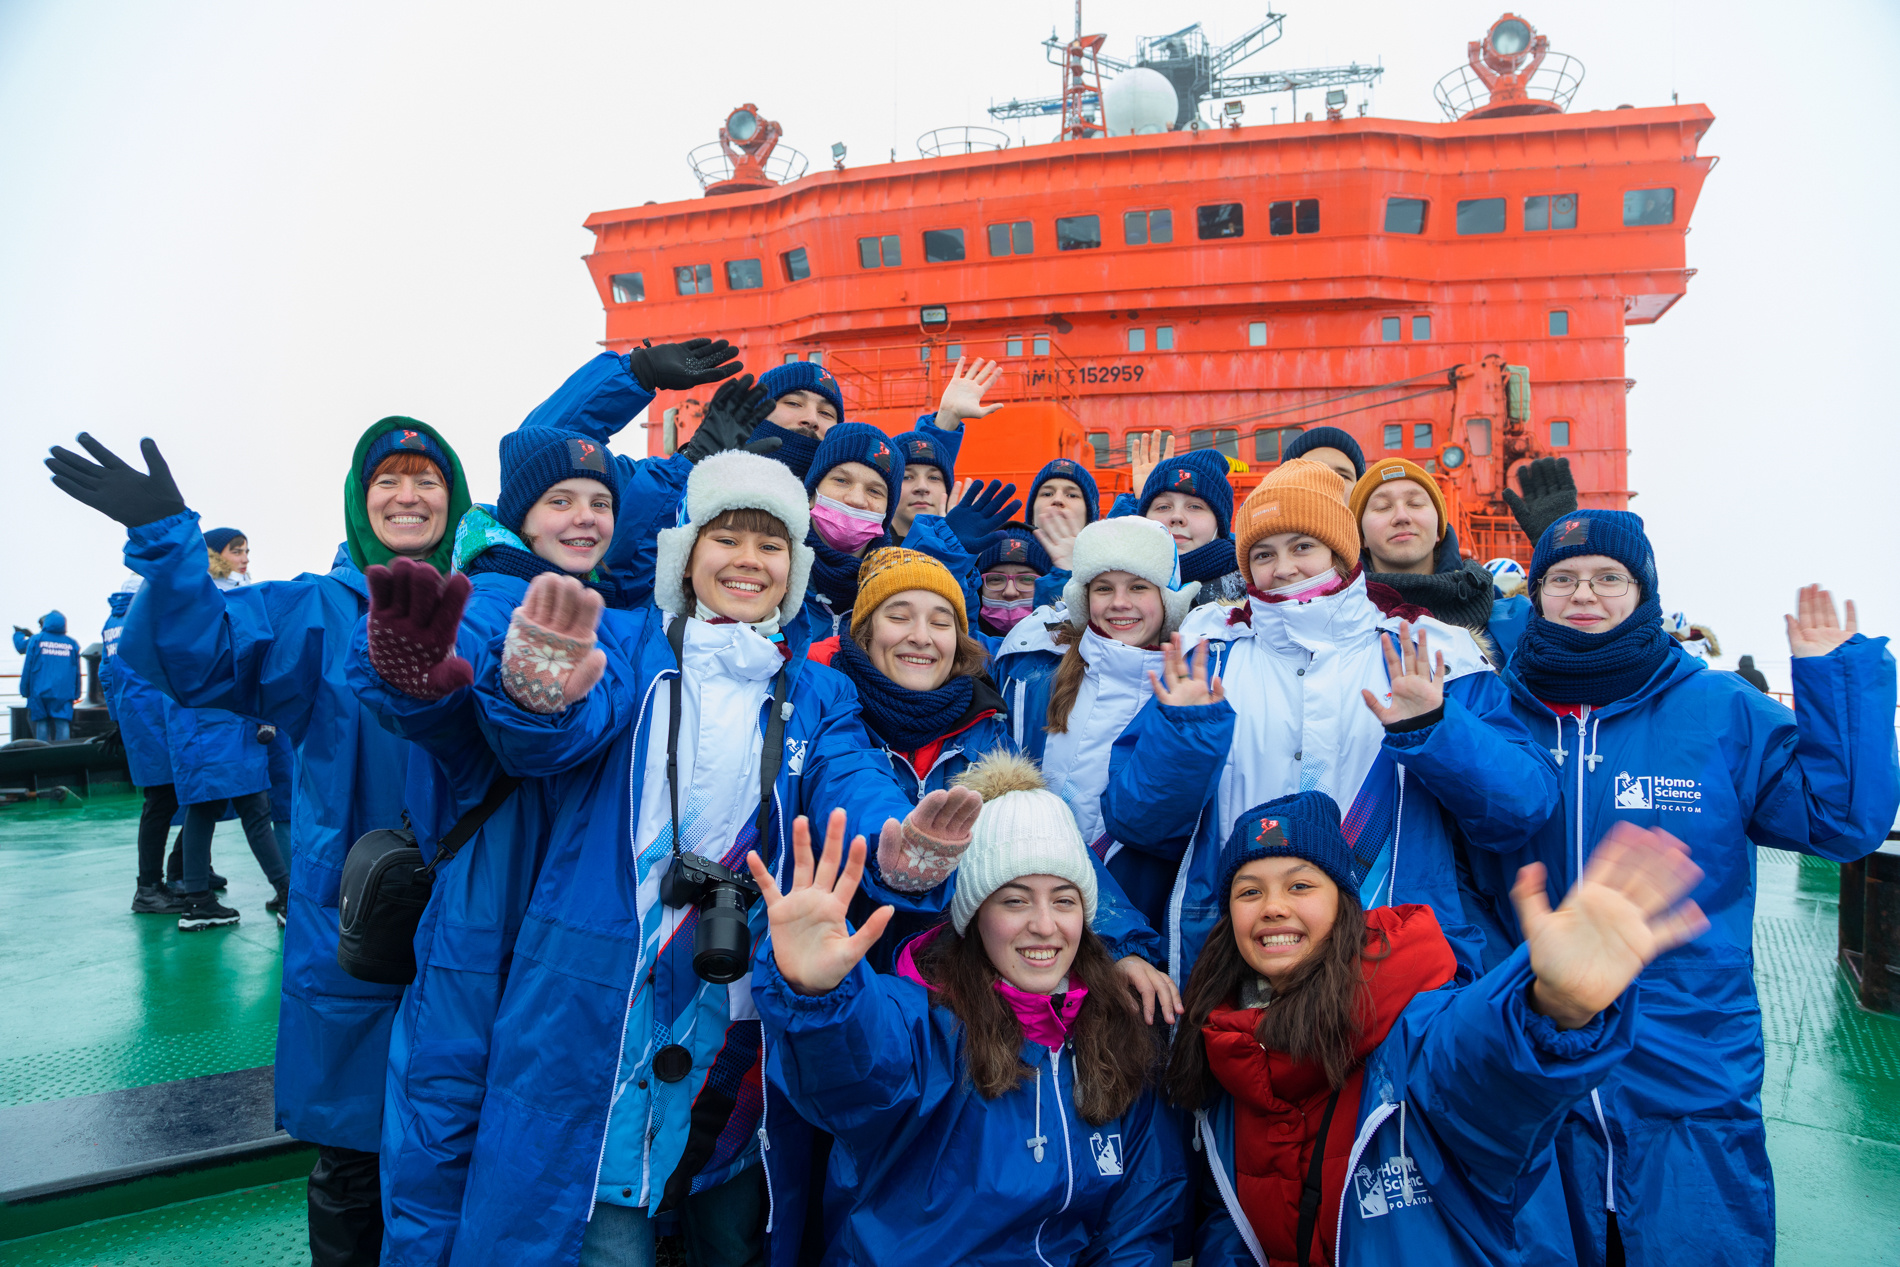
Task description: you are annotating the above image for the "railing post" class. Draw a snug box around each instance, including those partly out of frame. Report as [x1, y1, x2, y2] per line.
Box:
[1861, 852, 1900, 1015]
[1840, 857, 1867, 960]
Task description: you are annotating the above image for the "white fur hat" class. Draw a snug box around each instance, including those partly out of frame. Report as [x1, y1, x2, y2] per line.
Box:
[1060, 516, 1201, 637]
[948, 753, 1098, 935]
[652, 450, 814, 622]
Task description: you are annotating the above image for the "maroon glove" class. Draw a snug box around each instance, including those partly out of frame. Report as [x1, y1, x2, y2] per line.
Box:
[366, 558, 474, 700]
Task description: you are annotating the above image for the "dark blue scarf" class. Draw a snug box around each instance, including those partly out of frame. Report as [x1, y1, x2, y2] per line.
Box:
[831, 627, 975, 752]
[752, 420, 821, 480]
[1178, 536, 1238, 585]
[1510, 594, 1672, 705]
[464, 544, 627, 609]
[806, 528, 887, 612]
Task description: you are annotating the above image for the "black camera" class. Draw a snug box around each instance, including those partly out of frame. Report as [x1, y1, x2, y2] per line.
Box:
[659, 852, 762, 984]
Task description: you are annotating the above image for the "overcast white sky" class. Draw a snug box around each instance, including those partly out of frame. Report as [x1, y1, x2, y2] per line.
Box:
[3, 0, 1896, 698]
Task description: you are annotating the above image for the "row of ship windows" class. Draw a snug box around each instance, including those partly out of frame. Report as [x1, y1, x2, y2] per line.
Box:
[607, 186, 1675, 303]
[1092, 417, 1573, 468]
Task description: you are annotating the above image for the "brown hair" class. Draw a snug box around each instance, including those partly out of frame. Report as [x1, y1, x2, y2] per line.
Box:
[370, 452, 444, 483]
[913, 923, 1159, 1124]
[1044, 627, 1088, 734]
[681, 508, 791, 609]
[1165, 886, 1388, 1107]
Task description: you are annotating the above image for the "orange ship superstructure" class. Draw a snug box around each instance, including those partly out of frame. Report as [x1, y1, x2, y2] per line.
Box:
[580, 14, 1712, 564]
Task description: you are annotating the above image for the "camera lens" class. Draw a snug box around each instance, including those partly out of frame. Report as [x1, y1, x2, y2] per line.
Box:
[694, 883, 753, 984]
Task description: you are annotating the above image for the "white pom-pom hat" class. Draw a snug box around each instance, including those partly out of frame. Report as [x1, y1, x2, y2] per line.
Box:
[948, 753, 1098, 935]
[652, 450, 814, 623]
[1060, 516, 1201, 637]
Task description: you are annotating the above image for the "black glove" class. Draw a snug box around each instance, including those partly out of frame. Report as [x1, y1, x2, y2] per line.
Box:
[1502, 456, 1578, 545]
[45, 434, 188, 528]
[625, 338, 743, 392]
[256, 724, 277, 746]
[942, 479, 1023, 554]
[680, 374, 775, 463]
[12, 626, 30, 639]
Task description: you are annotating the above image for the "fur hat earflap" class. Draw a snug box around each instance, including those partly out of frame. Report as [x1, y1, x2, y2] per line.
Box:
[1060, 516, 1200, 637]
[653, 450, 814, 621]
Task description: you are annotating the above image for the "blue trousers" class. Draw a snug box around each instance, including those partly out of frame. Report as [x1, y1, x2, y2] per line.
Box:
[579, 1167, 765, 1267]
[32, 716, 71, 741]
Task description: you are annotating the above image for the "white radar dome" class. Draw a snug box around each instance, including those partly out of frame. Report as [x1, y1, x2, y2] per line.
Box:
[1104, 67, 1179, 137]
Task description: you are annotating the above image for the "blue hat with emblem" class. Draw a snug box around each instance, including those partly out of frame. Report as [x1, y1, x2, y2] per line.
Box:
[758, 361, 845, 427]
[893, 428, 955, 485]
[976, 524, 1053, 576]
[1136, 447, 1234, 538]
[362, 424, 455, 493]
[1528, 509, 1657, 602]
[496, 425, 621, 531]
[1027, 457, 1101, 527]
[805, 422, 906, 527]
[1220, 790, 1360, 896]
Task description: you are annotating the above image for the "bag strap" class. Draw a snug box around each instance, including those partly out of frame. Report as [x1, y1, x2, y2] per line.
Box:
[423, 772, 522, 877]
[1297, 1087, 1345, 1267]
[668, 611, 687, 857]
[666, 612, 791, 859]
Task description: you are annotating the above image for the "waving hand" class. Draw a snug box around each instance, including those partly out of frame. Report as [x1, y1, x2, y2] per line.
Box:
[748, 809, 894, 996]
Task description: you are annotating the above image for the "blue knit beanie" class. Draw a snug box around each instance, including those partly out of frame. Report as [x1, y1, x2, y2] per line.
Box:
[362, 425, 455, 492]
[1528, 509, 1657, 602]
[1220, 790, 1362, 896]
[976, 524, 1053, 576]
[805, 423, 905, 526]
[758, 361, 845, 426]
[1283, 426, 1366, 479]
[1137, 448, 1234, 538]
[496, 426, 620, 531]
[203, 527, 246, 553]
[1027, 458, 1100, 527]
[893, 429, 955, 484]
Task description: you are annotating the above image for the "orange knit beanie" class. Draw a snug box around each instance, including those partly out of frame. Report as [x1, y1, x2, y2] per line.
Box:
[1348, 457, 1447, 541]
[1234, 459, 1360, 572]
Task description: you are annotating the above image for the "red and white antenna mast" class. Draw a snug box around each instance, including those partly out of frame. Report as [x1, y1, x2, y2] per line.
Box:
[1059, 1, 1107, 142]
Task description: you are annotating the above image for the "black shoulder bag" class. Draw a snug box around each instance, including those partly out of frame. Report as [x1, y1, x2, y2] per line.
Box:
[336, 773, 522, 985]
[1297, 1087, 1345, 1267]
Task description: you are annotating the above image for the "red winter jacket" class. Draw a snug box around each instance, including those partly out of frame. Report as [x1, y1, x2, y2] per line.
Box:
[1202, 905, 1456, 1267]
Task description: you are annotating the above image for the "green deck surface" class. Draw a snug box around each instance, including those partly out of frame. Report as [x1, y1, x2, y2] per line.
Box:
[2, 796, 1897, 1263]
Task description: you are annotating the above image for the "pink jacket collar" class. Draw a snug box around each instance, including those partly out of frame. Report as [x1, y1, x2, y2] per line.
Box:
[895, 926, 1088, 1050]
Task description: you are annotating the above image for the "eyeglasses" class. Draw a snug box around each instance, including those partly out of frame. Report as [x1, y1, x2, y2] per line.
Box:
[1542, 572, 1633, 598]
[981, 572, 1037, 594]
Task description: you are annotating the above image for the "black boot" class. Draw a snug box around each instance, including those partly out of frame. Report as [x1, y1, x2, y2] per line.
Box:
[177, 892, 240, 931]
[131, 883, 189, 914]
[266, 882, 290, 928]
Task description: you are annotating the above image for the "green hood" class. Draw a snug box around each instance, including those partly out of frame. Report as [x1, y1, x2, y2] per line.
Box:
[344, 416, 472, 574]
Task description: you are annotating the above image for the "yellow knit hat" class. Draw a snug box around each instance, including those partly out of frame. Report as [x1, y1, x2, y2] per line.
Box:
[1234, 459, 1360, 573]
[851, 547, 968, 639]
[1348, 458, 1447, 541]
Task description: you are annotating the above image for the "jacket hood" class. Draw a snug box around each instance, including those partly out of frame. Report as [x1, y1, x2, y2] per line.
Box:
[343, 416, 471, 575]
[40, 610, 66, 635]
[106, 593, 133, 618]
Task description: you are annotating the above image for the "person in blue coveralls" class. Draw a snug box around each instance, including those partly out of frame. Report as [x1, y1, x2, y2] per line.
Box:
[1459, 509, 1900, 1267]
[387, 450, 987, 1267]
[1099, 459, 1558, 985]
[102, 579, 191, 914]
[1167, 791, 1711, 1267]
[1483, 556, 1532, 661]
[746, 751, 1189, 1266]
[12, 610, 79, 740]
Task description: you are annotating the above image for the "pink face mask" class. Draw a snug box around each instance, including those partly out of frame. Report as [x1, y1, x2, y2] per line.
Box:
[980, 600, 1034, 632]
[810, 494, 885, 552]
[1263, 569, 1347, 602]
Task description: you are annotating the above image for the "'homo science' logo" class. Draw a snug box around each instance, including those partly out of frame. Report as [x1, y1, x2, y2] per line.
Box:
[1089, 1132, 1123, 1177]
[1355, 1155, 1432, 1219]
[784, 738, 807, 776]
[1614, 771, 1702, 814]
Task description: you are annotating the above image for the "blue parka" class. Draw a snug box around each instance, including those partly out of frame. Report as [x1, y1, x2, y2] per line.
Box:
[16, 611, 80, 722]
[103, 591, 174, 786]
[752, 944, 1187, 1266]
[1459, 636, 1900, 1267]
[1194, 919, 1641, 1267]
[447, 605, 926, 1266]
[161, 694, 271, 805]
[119, 512, 418, 1152]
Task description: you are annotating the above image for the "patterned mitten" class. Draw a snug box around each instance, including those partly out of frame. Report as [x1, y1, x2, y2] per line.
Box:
[877, 787, 983, 893]
[500, 607, 599, 714]
[365, 558, 474, 701]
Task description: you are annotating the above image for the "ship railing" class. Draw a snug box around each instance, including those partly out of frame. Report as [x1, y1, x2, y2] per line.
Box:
[687, 142, 810, 189]
[916, 127, 1011, 158]
[1432, 52, 1583, 121]
[824, 337, 1082, 418]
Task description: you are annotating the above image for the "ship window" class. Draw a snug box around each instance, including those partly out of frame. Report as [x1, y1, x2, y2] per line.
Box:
[924, 229, 966, 263]
[1191, 429, 1239, 460]
[1007, 337, 1024, 356]
[1086, 432, 1111, 465]
[1197, 203, 1244, 239]
[1128, 328, 1146, 352]
[1269, 202, 1292, 236]
[946, 343, 963, 361]
[1623, 188, 1675, 226]
[1253, 426, 1301, 463]
[989, 221, 1034, 255]
[1550, 420, 1571, 447]
[1456, 198, 1506, 235]
[807, 351, 823, 366]
[783, 354, 799, 365]
[858, 237, 879, 268]
[1033, 336, 1051, 355]
[725, 259, 763, 291]
[1297, 200, 1319, 234]
[1549, 309, 1569, 336]
[1270, 199, 1318, 236]
[1412, 315, 1432, 341]
[610, 272, 645, 304]
[1383, 424, 1403, 450]
[1156, 325, 1175, 350]
[921, 346, 932, 362]
[781, 248, 810, 282]
[1384, 198, 1427, 234]
[1056, 215, 1101, 251]
[1525, 194, 1578, 231]
[1124, 209, 1172, 245]
[1381, 317, 1401, 342]
[859, 235, 902, 268]
[1248, 322, 1268, 346]
[1466, 418, 1493, 455]
[674, 264, 713, 295]
[1413, 423, 1433, 450]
